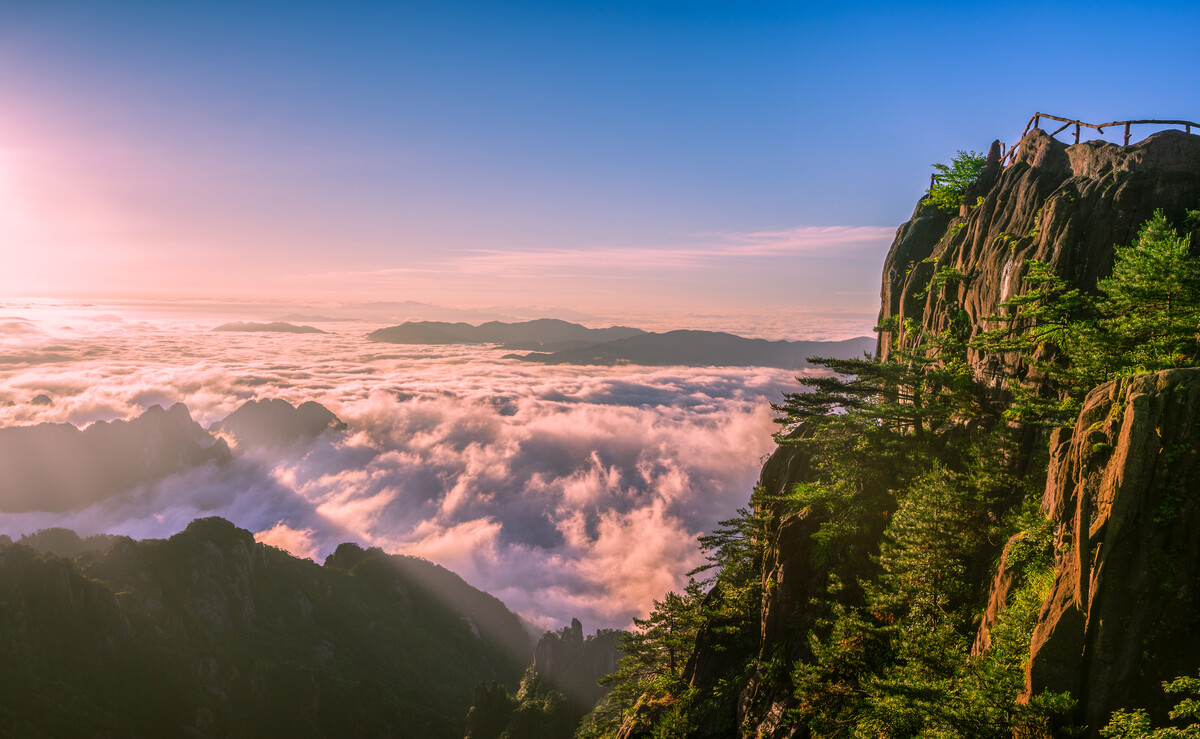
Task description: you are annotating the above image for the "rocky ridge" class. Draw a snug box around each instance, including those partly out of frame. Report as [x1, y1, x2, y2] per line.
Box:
[0, 403, 231, 512]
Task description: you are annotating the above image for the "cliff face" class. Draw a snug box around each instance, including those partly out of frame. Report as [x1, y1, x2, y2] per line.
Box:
[724, 127, 1200, 737]
[878, 129, 1200, 386]
[732, 444, 822, 736]
[1026, 369, 1200, 728]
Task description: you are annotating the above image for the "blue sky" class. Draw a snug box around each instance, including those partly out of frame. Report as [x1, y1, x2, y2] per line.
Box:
[1, 0, 1198, 334]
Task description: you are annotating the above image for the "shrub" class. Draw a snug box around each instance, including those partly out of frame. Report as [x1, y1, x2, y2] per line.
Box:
[926, 150, 986, 214]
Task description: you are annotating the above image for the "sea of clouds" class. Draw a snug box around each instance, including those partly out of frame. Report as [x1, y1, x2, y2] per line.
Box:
[0, 302, 830, 630]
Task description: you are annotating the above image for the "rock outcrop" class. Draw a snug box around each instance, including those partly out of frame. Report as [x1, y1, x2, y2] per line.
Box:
[1025, 369, 1200, 729]
[878, 129, 1200, 389]
[533, 618, 621, 711]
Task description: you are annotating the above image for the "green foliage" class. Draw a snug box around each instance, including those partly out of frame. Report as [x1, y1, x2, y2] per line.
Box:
[499, 668, 581, 739]
[873, 465, 987, 630]
[582, 584, 706, 737]
[1093, 211, 1200, 372]
[1028, 208, 1044, 239]
[925, 150, 986, 214]
[577, 187, 1200, 739]
[917, 265, 970, 300]
[975, 210, 1200, 426]
[1101, 672, 1200, 738]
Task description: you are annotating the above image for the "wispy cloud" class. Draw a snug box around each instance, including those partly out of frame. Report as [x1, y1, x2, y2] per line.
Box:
[321, 225, 898, 277]
[256, 224, 896, 325]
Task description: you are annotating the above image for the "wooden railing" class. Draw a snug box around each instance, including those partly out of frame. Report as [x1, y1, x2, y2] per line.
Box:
[1001, 112, 1200, 166]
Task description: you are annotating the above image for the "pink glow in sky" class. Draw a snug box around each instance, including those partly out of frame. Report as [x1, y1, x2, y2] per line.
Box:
[0, 116, 895, 329]
[3, 1, 1196, 335]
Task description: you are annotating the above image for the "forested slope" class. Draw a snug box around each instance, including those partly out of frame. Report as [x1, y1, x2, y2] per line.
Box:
[0, 519, 531, 737]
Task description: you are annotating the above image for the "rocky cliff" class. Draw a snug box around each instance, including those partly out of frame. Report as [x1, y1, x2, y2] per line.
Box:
[533, 618, 622, 711]
[676, 125, 1200, 738]
[1025, 369, 1200, 729]
[878, 129, 1200, 386]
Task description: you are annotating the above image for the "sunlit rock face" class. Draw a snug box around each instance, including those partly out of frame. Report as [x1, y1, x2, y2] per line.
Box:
[0, 402, 230, 512]
[1026, 369, 1200, 729]
[877, 128, 1200, 388]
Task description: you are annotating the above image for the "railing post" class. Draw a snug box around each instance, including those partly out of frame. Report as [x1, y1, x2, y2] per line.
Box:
[1033, 115, 1040, 130]
[1124, 122, 1131, 146]
[1074, 123, 1080, 144]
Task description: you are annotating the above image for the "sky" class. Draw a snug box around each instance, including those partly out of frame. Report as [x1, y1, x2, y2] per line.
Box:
[2, 0, 1197, 332]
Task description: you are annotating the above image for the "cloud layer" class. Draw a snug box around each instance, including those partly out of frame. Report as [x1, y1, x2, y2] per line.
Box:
[0, 303, 805, 629]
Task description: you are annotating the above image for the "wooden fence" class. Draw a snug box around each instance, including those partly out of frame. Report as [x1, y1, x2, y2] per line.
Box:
[1000, 112, 1200, 166]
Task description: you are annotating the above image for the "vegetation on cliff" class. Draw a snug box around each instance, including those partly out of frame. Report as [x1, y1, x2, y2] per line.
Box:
[588, 323, 1068, 736]
[925, 150, 987, 215]
[976, 210, 1200, 425]
[582, 127, 1200, 737]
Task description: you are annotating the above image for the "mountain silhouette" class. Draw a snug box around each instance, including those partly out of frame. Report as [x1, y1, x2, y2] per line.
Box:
[507, 331, 875, 368]
[367, 319, 644, 348]
[213, 321, 327, 334]
[0, 404, 231, 512]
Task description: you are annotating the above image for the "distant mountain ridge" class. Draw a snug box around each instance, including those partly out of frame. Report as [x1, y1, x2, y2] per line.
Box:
[0, 399, 343, 513]
[368, 319, 875, 368]
[509, 330, 876, 369]
[210, 398, 347, 448]
[0, 403, 231, 512]
[367, 318, 645, 349]
[213, 321, 327, 334]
